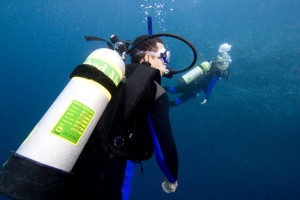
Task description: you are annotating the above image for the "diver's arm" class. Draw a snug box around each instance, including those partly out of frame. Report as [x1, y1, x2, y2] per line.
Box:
[148, 85, 178, 184]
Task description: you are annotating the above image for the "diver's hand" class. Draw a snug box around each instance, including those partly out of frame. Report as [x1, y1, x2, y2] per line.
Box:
[201, 99, 207, 105]
[162, 179, 178, 193]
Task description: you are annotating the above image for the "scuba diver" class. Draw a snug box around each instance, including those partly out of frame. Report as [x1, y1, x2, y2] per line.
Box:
[0, 11, 199, 199]
[165, 43, 232, 107]
[0, 14, 197, 199]
[0, 12, 197, 200]
[0, 32, 198, 200]
[58, 35, 179, 200]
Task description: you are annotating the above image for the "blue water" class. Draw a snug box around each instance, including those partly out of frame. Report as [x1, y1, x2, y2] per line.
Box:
[1, 0, 299, 199]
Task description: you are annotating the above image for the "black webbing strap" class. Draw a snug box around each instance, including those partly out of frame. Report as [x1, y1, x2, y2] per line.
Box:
[70, 64, 117, 95]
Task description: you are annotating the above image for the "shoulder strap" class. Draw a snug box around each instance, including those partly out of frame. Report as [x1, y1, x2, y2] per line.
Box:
[122, 63, 159, 118]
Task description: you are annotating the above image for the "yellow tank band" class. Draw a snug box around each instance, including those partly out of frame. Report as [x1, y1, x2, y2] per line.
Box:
[72, 77, 111, 100]
[84, 54, 123, 84]
[201, 62, 210, 71]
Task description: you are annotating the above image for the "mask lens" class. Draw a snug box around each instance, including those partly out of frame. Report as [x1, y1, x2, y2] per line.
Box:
[165, 50, 170, 63]
[160, 49, 170, 64]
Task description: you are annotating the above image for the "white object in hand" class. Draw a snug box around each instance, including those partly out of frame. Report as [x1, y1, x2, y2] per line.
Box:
[162, 179, 178, 193]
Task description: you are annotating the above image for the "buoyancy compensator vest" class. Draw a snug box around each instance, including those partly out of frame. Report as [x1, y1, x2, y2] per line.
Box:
[85, 62, 160, 161]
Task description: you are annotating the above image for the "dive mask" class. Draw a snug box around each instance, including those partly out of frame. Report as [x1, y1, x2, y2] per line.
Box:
[136, 47, 170, 64]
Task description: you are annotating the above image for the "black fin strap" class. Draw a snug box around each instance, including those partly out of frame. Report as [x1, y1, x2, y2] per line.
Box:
[70, 64, 117, 95]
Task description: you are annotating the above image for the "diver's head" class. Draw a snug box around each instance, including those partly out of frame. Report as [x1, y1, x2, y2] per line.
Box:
[131, 35, 169, 76]
[130, 35, 163, 63]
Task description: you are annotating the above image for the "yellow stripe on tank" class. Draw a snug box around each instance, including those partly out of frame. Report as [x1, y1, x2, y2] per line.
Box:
[201, 62, 210, 71]
[84, 54, 123, 84]
[197, 66, 204, 74]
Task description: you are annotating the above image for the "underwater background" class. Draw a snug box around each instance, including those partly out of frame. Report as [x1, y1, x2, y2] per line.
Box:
[0, 0, 299, 199]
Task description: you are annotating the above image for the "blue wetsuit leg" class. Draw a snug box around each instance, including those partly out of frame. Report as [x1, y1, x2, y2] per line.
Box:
[121, 160, 135, 200]
[205, 76, 218, 100]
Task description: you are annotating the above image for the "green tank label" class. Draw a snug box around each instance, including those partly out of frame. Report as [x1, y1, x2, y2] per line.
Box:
[84, 58, 121, 86]
[51, 100, 95, 145]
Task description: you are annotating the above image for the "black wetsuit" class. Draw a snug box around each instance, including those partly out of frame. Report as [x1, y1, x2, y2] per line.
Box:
[59, 62, 178, 200]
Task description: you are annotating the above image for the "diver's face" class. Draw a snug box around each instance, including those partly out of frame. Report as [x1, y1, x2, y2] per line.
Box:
[143, 42, 167, 76]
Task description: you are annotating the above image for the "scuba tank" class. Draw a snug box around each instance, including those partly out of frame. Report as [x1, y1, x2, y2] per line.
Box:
[0, 48, 125, 200]
[15, 48, 125, 172]
[177, 61, 211, 86]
